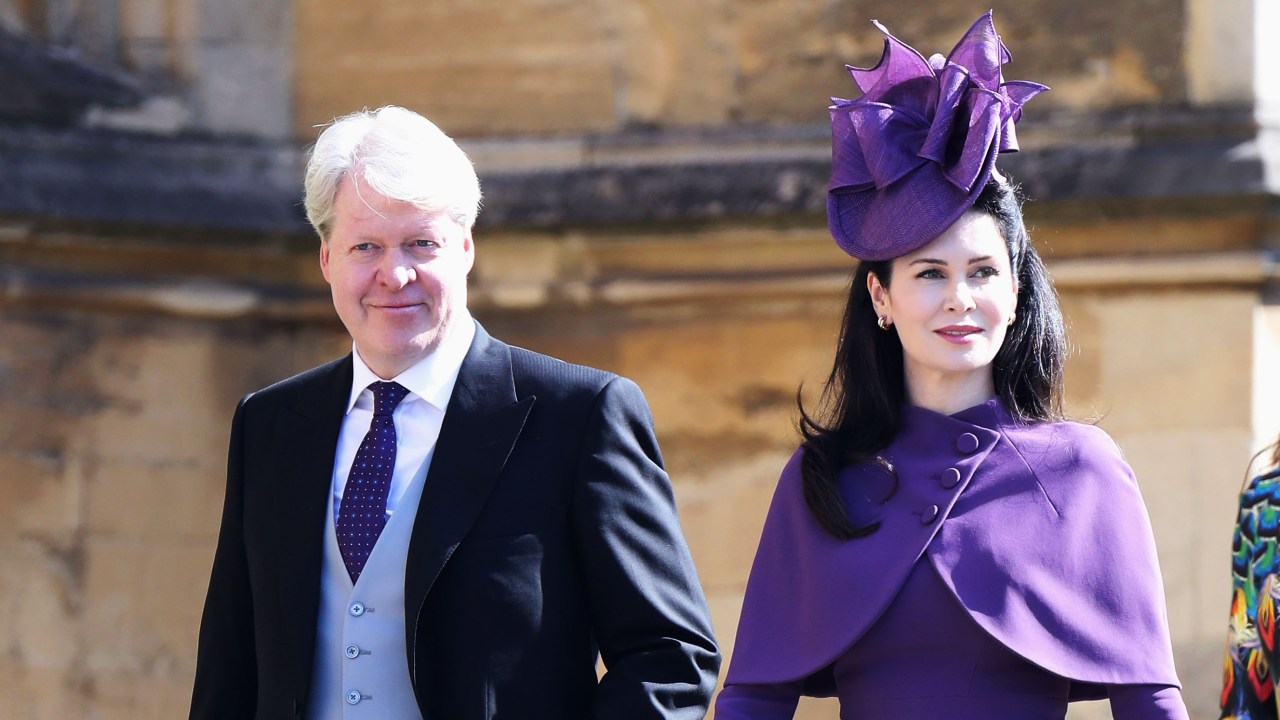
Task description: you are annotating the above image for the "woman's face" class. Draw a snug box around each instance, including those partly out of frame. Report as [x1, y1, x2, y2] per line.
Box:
[867, 211, 1019, 405]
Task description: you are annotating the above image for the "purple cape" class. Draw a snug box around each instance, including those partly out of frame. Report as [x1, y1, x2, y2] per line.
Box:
[724, 399, 1181, 696]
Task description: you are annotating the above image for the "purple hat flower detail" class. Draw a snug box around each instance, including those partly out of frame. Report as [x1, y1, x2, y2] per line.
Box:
[827, 11, 1047, 260]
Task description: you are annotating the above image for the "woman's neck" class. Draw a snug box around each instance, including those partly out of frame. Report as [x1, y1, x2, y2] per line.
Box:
[904, 369, 996, 416]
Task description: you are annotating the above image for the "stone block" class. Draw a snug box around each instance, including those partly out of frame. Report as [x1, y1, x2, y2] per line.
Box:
[1254, 304, 1280, 454]
[613, 312, 837, 441]
[1115, 428, 1249, 639]
[1066, 290, 1255, 432]
[582, 226, 844, 277]
[81, 333, 235, 465]
[735, 0, 845, 124]
[614, 0, 735, 126]
[118, 0, 168, 41]
[1185, 0, 1254, 104]
[196, 0, 289, 43]
[674, 450, 788, 590]
[0, 660, 83, 720]
[0, 542, 79, 669]
[84, 456, 224, 539]
[0, 451, 81, 539]
[81, 538, 210, 681]
[294, 0, 616, 136]
[472, 236, 571, 309]
[86, 673, 194, 720]
[189, 42, 292, 139]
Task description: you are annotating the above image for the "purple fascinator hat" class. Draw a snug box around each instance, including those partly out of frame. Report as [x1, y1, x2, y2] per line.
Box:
[827, 11, 1047, 261]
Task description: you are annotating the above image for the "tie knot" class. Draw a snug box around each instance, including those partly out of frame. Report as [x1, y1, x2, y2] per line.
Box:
[369, 381, 409, 417]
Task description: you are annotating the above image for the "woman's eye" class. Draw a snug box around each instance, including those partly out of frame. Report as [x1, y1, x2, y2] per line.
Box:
[972, 266, 999, 279]
[916, 268, 943, 279]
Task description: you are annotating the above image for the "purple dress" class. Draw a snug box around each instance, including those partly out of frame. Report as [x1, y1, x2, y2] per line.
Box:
[716, 399, 1187, 719]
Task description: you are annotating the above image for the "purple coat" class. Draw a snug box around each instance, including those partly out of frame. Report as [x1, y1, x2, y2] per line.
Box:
[724, 399, 1181, 695]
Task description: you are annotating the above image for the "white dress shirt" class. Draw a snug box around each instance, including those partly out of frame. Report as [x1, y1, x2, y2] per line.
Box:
[331, 315, 476, 521]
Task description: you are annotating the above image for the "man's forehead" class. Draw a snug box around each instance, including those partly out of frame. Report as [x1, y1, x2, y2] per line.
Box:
[335, 176, 458, 230]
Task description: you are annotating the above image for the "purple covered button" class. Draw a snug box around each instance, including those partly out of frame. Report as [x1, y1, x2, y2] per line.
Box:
[940, 467, 962, 488]
[921, 504, 940, 525]
[957, 433, 979, 454]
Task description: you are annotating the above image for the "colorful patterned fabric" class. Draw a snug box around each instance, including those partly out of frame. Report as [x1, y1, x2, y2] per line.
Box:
[1222, 468, 1280, 719]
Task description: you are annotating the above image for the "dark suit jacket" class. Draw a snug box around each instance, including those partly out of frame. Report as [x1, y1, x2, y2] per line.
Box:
[190, 322, 720, 719]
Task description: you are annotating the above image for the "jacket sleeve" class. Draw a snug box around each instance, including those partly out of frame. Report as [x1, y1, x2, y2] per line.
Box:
[714, 680, 802, 719]
[1219, 472, 1280, 720]
[1107, 684, 1188, 719]
[571, 377, 721, 719]
[189, 395, 258, 719]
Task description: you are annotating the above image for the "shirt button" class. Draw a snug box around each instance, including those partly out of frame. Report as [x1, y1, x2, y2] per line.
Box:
[940, 467, 962, 488]
[921, 504, 940, 525]
[345, 644, 360, 659]
[345, 690, 362, 705]
[956, 433, 979, 454]
[349, 602, 365, 617]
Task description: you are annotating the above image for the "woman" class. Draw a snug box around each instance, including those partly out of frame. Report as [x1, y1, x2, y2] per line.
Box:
[1221, 435, 1280, 719]
[715, 13, 1188, 719]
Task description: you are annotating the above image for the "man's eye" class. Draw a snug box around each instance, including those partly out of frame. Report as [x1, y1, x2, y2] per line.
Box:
[353, 242, 374, 251]
[413, 239, 438, 248]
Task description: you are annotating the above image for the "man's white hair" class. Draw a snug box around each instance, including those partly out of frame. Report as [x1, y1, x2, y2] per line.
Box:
[304, 106, 481, 239]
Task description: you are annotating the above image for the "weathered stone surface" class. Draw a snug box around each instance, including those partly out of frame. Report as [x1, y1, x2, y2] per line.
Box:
[0, 106, 1264, 235]
[293, 0, 1193, 135]
[0, 26, 144, 124]
[0, 3, 1276, 719]
[294, 0, 618, 135]
[0, 309, 351, 716]
[613, 0, 736, 126]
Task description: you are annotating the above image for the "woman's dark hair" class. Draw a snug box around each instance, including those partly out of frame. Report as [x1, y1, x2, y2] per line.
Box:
[798, 177, 1068, 539]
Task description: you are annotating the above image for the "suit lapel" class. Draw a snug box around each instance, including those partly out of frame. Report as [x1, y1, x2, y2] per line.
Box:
[404, 324, 533, 632]
[273, 355, 352, 688]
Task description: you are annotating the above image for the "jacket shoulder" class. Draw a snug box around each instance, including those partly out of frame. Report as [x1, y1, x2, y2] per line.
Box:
[1001, 419, 1135, 491]
[507, 344, 626, 398]
[240, 355, 349, 408]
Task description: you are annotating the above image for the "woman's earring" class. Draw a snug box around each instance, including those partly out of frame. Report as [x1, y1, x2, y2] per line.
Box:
[1008, 313, 1016, 326]
[877, 315, 891, 330]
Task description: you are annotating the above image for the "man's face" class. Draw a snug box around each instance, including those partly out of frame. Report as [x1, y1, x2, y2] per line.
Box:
[320, 174, 474, 379]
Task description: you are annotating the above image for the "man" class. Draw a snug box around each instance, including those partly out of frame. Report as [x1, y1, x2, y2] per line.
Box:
[190, 106, 720, 719]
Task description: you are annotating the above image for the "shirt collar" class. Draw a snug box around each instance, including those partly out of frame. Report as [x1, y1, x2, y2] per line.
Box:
[346, 312, 476, 414]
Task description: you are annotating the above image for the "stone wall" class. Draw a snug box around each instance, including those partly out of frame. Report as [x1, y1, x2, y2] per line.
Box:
[4, 205, 1276, 718]
[293, 0, 1192, 136]
[0, 0, 1277, 718]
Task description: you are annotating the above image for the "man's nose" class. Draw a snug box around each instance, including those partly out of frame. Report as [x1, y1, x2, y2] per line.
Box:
[379, 249, 416, 288]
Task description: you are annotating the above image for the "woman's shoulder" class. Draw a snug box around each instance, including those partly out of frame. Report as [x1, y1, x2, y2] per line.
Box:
[1003, 414, 1116, 445]
[996, 417, 1143, 500]
[1002, 417, 1126, 466]
[1239, 466, 1280, 510]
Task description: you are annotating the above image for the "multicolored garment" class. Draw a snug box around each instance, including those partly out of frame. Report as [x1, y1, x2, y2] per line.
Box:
[1222, 468, 1280, 719]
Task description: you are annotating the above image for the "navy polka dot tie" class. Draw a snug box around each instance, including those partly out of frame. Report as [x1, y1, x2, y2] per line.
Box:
[336, 381, 409, 583]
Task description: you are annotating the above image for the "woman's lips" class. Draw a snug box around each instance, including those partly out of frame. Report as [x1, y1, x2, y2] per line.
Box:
[935, 325, 982, 344]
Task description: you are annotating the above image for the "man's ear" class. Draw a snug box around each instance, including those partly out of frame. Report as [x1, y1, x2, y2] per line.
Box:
[319, 239, 332, 282]
[461, 233, 475, 274]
